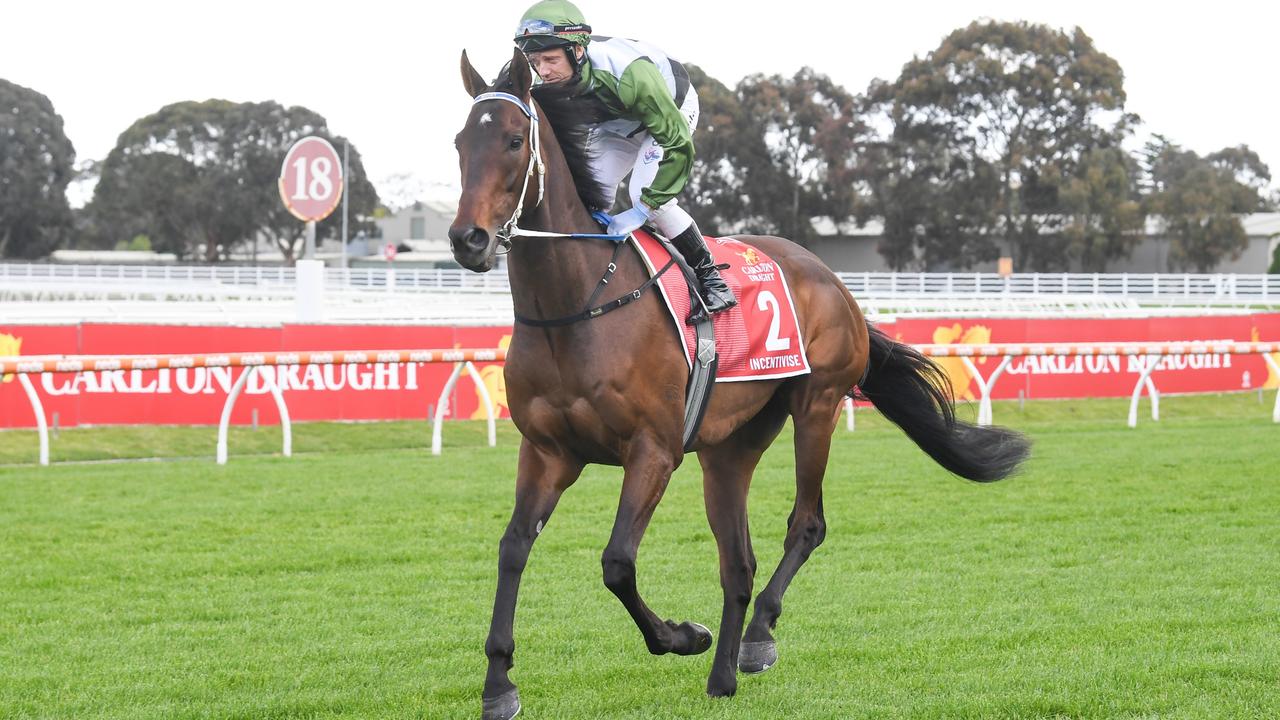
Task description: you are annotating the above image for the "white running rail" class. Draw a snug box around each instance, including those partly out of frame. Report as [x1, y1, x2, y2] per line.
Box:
[5, 343, 1278, 466]
[1, 348, 505, 466]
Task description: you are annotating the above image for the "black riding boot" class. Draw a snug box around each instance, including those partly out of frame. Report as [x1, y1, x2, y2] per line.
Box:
[670, 221, 737, 320]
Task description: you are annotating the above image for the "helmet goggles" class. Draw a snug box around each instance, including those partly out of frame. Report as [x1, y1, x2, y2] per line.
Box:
[515, 17, 592, 42]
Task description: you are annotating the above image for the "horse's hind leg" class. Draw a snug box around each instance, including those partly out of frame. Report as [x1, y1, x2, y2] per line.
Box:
[482, 439, 583, 720]
[601, 431, 713, 658]
[697, 408, 785, 698]
[740, 388, 841, 674]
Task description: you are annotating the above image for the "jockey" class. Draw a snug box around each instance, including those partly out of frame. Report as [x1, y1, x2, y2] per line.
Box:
[513, 0, 737, 317]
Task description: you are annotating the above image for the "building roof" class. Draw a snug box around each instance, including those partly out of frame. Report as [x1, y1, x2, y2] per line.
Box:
[1242, 212, 1280, 236]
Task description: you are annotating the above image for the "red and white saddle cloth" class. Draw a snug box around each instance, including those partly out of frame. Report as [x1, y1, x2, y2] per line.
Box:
[631, 230, 811, 382]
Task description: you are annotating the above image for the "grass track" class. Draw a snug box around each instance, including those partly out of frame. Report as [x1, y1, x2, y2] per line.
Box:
[1, 394, 1278, 719]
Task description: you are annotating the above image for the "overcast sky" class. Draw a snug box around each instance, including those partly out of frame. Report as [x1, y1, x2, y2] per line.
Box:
[5, 1, 1277, 204]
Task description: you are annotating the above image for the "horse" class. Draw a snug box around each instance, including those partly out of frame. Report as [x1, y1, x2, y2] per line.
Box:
[449, 48, 1030, 720]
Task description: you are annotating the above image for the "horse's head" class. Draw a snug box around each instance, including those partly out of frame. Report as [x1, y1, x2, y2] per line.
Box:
[449, 49, 541, 272]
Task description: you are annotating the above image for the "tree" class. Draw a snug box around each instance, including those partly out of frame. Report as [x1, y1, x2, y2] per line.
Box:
[0, 79, 75, 258]
[857, 81, 1002, 270]
[737, 68, 863, 245]
[1143, 137, 1270, 272]
[1206, 145, 1273, 208]
[882, 21, 1133, 270]
[682, 64, 777, 236]
[1058, 147, 1145, 272]
[92, 100, 378, 262]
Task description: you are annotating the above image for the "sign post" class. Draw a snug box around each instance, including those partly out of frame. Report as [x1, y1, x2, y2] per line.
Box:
[384, 242, 397, 293]
[279, 136, 344, 321]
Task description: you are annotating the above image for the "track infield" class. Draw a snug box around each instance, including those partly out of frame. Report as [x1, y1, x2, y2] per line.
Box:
[2, 394, 1278, 719]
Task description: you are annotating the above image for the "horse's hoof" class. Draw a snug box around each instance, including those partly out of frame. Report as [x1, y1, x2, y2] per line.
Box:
[481, 688, 521, 720]
[738, 639, 777, 674]
[672, 621, 713, 656]
[706, 679, 738, 698]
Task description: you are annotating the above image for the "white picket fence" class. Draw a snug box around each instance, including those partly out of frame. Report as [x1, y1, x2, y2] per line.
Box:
[4, 263, 1278, 301]
[3, 264, 1277, 325]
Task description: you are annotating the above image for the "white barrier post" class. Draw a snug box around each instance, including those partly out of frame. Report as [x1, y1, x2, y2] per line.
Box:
[431, 361, 497, 455]
[18, 373, 49, 466]
[961, 355, 1012, 426]
[217, 366, 293, 464]
[217, 367, 253, 464]
[1127, 355, 1161, 428]
[844, 397, 855, 431]
[1263, 353, 1280, 423]
[265, 368, 293, 458]
[432, 363, 464, 456]
[469, 362, 498, 449]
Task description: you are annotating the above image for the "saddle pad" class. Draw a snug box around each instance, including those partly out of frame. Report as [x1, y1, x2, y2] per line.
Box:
[630, 230, 810, 382]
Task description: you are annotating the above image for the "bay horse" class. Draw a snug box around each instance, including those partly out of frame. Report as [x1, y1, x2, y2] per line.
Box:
[450, 49, 1030, 720]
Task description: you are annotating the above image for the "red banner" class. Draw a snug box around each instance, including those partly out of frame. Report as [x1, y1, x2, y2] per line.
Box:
[878, 313, 1280, 402]
[0, 323, 511, 429]
[2, 314, 1277, 428]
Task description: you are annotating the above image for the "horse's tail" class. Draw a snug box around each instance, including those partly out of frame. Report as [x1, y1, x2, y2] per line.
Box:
[858, 325, 1030, 482]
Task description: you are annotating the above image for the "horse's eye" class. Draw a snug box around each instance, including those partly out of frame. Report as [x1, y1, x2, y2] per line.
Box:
[508, 136, 523, 151]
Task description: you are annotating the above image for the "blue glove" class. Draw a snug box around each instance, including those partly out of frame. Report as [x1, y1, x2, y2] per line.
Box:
[606, 205, 650, 236]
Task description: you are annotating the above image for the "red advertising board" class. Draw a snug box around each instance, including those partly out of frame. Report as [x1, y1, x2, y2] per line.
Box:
[879, 313, 1280, 403]
[0, 323, 512, 429]
[2, 315, 1278, 429]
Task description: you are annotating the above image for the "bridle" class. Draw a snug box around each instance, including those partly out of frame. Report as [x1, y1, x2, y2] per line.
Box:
[469, 91, 546, 247]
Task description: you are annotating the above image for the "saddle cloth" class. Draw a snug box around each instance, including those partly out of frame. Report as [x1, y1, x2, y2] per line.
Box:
[630, 230, 810, 382]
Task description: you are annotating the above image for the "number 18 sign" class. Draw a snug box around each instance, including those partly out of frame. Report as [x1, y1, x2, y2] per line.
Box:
[278, 136, 344, 222]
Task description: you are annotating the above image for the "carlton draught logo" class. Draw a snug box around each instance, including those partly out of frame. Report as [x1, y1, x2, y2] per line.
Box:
[737, 248, 761, 267]
[471, 335, 511, 420]
[0, 333, 21, 383]
[931, 323, 992, 401]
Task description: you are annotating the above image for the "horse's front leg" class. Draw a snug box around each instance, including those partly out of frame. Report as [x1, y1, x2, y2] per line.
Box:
[601, 432, 713, 657]
[482, 438, 583, 720]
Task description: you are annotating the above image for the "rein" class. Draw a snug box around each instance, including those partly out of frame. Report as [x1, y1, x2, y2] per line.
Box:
[471, 90, 671, 327]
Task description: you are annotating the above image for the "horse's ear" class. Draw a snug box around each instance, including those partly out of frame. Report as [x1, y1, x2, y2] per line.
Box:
[461, 50, 488, 98]
[509, 47, 533, 99]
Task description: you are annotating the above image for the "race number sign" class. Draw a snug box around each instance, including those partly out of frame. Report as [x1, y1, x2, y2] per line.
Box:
[278, 136, 344, 222]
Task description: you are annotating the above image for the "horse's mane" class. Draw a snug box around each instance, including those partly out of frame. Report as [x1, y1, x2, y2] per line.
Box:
[492, 64, 612, 212]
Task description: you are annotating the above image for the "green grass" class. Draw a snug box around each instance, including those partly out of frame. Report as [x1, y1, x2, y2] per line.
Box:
[1, 394, 1278, 719]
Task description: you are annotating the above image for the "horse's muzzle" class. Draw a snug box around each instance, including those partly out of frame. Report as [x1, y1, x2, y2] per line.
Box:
[448, 225, 495, 272]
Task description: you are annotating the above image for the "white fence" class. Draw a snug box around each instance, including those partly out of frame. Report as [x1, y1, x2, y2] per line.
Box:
[4, 263, 1278, 302]
[835, 271, 1280, 303]
[4, 264, 1276, 325]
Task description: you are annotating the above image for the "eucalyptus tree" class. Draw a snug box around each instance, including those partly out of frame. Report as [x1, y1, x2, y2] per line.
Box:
[0, 79, 75, 258]
[93, 100, 377, 262]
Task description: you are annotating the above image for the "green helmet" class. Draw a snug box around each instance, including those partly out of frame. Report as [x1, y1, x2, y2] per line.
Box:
[514, 0, 592, 53]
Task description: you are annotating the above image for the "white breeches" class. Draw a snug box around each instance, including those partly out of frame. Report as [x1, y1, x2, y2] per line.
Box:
[585, 87, 700, 237]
